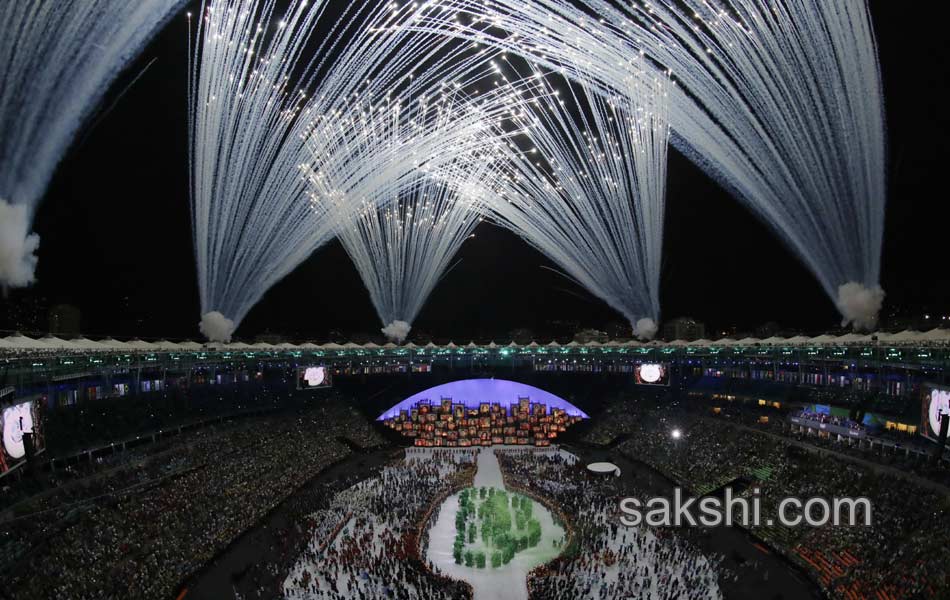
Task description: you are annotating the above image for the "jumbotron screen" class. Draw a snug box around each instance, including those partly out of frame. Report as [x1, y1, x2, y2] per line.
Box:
[0, 398, 43, 472]
[296, 365, 332, 390]
[921, 384, 950, 442]
[635, 363, 669, 386]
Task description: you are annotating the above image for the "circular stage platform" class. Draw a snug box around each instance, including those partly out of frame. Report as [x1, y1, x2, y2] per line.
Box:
[586, 462, 621, 477]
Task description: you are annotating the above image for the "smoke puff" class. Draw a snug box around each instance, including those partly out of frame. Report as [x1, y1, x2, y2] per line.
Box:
[633, 317, 658, 340]
[382, 320, 411, 343]
[199, 311, 235, 343]
[0, 199, 40, 288]
[836, 282, 884, 331]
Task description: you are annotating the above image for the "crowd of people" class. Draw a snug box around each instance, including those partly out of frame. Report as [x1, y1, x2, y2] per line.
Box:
[794, 410, 865, 431]
[0, 398, 385, 599]
[591, 398, 770, 495]
[2, 405, 266, 514]
[695, 398, 950, 486]
[795, 387, 911, 417]
[584, 397, 950, 599]
[5, 374, 948, 600]
[41, 380, 286, 455]
[497, 450, 724, 600]
[786, 426, 950, 486]
[281, 449, 476, 600]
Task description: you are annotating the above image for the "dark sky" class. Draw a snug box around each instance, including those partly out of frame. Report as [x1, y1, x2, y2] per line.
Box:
[6, 0, 949, 341]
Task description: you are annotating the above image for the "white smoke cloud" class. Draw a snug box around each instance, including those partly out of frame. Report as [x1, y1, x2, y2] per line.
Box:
[836, 282, 885, 331]
[633, 317, 658, 340]
[381, 320, 411, 343]
[0, 199, 40, 289]
[199, 311, 235, 343]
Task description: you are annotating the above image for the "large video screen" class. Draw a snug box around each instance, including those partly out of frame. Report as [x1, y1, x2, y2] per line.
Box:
[296, 365, 332, 390]
[921, 384, 950, 442]
[635, 363, 669, 386]
[1, 399, 43, 472]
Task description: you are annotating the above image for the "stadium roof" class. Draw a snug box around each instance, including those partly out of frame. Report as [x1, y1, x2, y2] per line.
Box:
[2, 328, 949, 355]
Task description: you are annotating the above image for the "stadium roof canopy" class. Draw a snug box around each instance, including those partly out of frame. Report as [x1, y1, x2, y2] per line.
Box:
[2, 328, 950, 355]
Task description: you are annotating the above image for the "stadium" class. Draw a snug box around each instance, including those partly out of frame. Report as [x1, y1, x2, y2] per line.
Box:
[2, 333, 949, 599]
[1, 1, 948, 600]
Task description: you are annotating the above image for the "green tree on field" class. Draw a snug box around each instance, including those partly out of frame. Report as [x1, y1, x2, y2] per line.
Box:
[528, 519, 542, 547]
[502, 542, 515, 564]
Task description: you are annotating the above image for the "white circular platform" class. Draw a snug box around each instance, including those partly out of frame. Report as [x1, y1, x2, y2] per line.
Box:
[586, 462, 620, 476]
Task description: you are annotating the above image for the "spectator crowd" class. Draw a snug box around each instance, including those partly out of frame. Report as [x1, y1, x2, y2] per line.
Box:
[0, 398, 385, 600]
[584, 397, 950, 599]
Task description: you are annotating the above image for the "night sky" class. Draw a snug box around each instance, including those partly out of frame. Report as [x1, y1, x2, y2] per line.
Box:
[5, 0, 948, 341]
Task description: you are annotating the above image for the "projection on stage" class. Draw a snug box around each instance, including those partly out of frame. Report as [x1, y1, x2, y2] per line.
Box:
[378, 379, 587, 447]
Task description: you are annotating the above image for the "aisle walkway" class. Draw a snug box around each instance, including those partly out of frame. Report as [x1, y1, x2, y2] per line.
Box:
[472, 446, 505, 488]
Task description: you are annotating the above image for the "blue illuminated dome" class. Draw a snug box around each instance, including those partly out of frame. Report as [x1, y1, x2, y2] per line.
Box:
[376, 378, 589, 420]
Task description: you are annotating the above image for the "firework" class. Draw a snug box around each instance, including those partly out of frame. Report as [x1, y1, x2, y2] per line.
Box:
[412, 0, 887, 329]
[0, 0, 185, 287]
